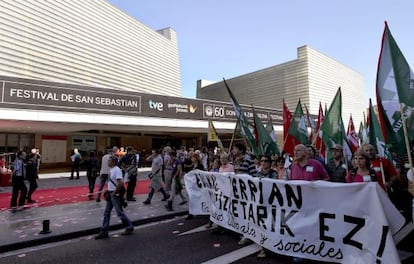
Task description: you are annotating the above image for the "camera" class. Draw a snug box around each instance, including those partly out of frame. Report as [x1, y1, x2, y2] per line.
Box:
[121, 198, 128, 208]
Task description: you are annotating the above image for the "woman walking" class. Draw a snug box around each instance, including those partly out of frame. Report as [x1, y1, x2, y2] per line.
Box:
[85, 151, 100, 200]
[10, 151, 28, 211]
[25, 150, 39, 203]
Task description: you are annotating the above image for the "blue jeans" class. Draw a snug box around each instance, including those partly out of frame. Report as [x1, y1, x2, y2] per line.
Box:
[101, 193, 133, 233]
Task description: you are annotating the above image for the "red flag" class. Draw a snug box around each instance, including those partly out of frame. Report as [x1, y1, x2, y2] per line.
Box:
[346, 114, 359, 153]
[283, 99, 292, 140]
[314, 102, 326, 159]
[282, 99, 298, 155]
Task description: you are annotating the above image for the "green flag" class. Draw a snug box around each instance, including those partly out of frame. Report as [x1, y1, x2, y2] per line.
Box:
[368, 99, 389, 158]
[252, 109, 280, 156]
[287, 99, 309, 145]
[376, 22, 414, 155]
[224, 79, 257, 154]
[266, 117, 281, 156]
[320, 87, 348, 160]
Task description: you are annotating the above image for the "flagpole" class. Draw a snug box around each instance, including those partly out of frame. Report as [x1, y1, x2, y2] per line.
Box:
[228, 121, 238, 154]
[341, 146, 349, 177]
[312, 125, 321, 146]
[228, 120, 249, 154]
[282, 132, 291, 154]
[399, 102, 414, 180]
[376, 137, 387, 186]
[399, 103, 414, 195]
[207, 118, 211, 146]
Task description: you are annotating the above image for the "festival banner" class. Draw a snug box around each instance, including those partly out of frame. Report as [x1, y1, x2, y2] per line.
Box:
[185, 170, 405, 263]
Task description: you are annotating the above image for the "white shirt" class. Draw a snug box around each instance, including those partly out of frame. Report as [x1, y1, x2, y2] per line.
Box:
[407, 169, 413, 182]
[152, 154, 163, 176]
[108, 166, 123, 191]
[100, 154, 111, 175]
[201, 152, 208, 170]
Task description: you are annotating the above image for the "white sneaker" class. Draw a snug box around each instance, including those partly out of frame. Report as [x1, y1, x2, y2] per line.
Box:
[257, 249, 266, 258]
[238, 237, 249, 245]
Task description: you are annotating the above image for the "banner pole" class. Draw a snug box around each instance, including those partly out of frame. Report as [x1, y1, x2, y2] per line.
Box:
[399, 103, 414, 195]
[376, 137, 387, 186]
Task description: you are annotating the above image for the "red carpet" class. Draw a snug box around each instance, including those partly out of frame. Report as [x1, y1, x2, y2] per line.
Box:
[0, 180, 150, 210]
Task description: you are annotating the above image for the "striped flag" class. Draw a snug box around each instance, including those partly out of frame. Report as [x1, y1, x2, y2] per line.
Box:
[347, 114, 360, 153]
[208, 119, 224, 150]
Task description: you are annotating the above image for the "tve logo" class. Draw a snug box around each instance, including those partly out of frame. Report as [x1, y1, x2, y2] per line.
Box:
[148, 99, 163, 111]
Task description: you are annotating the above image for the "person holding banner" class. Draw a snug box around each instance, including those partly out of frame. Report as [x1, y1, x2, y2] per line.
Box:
[232, 143, 256, 177]
[257, 155, 277, 179]
[208, 153, 235, 230]
[291, 144, 329, 181]
[288, 144, 328, 262]
[232, 142, 257, 245]
[363, 143, 413, 222]
[210, 158, 221, 172]
[346, 149, 384, 188]
[219, 152, 234, 173]
[275, 157, 289, 180]
[184, 151, 206, 220]
[191, 152, 205, 171]
[256, 155, 277, 258]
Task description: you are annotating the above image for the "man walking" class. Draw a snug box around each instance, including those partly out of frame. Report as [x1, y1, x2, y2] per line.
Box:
[95, 155, 133, 239]
[96, 148, 112, 202]
[120, 147, 138, 201]
[143, 148, 170, 204]
[70, 148, 81, 180]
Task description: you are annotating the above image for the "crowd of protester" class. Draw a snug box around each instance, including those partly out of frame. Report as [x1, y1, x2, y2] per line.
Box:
[6, 140, 413, 261]
[145, 140, 413, 261]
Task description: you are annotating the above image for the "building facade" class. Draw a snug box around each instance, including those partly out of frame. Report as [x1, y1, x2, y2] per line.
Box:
[0, 0, 181, 96]
[0, 76, 281, 167]
[196, 45, 366, 127]
[0, 0, 193, 169]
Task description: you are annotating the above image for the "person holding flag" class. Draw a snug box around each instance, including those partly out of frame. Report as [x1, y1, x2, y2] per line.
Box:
[363, 143, 412, 222]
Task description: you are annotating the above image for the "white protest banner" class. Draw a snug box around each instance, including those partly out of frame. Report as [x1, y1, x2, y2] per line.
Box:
[184, 170, 405, 263]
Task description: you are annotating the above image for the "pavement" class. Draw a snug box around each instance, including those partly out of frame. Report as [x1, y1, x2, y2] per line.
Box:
[0, 168, 189, 253]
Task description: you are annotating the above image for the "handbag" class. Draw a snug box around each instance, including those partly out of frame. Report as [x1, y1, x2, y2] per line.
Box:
[103, 190, 111, 201]
[108, 178, 127, 208]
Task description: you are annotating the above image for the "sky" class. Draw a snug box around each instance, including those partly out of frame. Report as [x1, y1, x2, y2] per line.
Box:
[108, 0, 414, 104]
